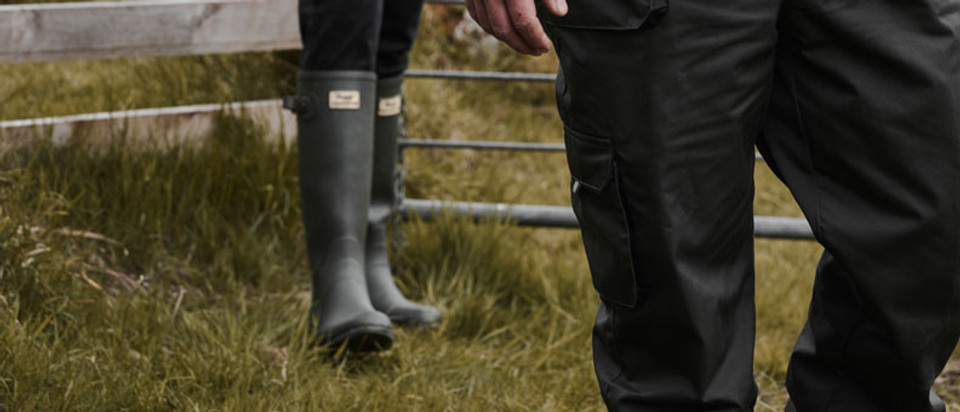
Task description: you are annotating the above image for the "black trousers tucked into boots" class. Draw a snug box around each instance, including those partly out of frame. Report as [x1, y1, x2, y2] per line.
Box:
[299, 0, 425, 75]
[539, 0, 960, 410]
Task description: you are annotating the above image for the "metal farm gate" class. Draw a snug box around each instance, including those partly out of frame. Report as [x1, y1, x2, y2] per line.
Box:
[398, 70, 813, 239]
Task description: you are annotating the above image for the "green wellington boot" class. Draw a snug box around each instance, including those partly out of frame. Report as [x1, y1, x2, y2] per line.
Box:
[366, 75, 442, 327]
[294, 71, 393, 352]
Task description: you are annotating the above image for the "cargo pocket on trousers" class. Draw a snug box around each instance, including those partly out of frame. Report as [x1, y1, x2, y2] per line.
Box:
[565, 127, 640, 309]
[538, 0, 669, 30]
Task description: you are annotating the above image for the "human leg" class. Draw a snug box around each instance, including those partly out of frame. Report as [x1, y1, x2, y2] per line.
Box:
[367, 73, 442, 327]
[298, 0, 383, 72]
[295, 70, 393, 352]
[363, 0, 442, 327]
[296, 0, 392, 351]
[376, 0, 426, 78]
[760, 1, 960, 409]
[541, 0, 779, 409]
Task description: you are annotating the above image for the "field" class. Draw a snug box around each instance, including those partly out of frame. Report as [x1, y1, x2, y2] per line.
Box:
[2, 4, 958, 411]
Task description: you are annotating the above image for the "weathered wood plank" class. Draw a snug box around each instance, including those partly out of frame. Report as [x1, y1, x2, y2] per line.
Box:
[0, 100, 296, 152]
[0, 0, 301, 63]
[0, 0, 465, 64]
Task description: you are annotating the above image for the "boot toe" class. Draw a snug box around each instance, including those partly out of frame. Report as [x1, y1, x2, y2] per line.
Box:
[387, 304, 443, 328]
[319, 311, 394, 353]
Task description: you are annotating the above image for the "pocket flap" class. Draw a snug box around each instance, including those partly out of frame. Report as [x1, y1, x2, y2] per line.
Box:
[564, 127, 614, 192]
[538, 0, 669, 30]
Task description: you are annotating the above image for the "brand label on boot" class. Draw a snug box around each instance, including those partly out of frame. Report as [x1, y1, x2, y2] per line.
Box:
[329, 90, 361, 110]
[378, 95, 402, 116]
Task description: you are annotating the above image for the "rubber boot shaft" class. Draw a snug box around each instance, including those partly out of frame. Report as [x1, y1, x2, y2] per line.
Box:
[366, 75, 442, 327]
[297, 70, 393, 352]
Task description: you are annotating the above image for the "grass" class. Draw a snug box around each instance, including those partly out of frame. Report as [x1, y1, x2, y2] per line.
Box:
[1, 4, 957, 411]
[0, 51, 299, 120]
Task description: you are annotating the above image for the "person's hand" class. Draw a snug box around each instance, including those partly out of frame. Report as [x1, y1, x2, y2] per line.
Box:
[466, 0, 568, 56]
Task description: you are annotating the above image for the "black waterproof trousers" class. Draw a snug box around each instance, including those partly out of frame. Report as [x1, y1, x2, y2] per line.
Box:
[539, 0, 960, 410]
[298, 0, 425, 76]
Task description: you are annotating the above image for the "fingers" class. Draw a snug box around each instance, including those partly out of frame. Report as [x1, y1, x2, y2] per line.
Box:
[541, 0, 568, 17]
[466, 0, 477, 24]
[465, 0, 489, 33]
[467, 0, 552, 56]
[503, 0, 550, 55]
[484, 0, 540, 55]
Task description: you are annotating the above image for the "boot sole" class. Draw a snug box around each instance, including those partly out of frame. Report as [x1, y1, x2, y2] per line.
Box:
[390, 316, 443, 329]
[385, 306, 443, 329]
[323, 324, 394, 353]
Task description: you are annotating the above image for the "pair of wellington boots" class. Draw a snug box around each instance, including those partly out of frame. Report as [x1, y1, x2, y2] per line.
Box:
[295, 71, 442, 353]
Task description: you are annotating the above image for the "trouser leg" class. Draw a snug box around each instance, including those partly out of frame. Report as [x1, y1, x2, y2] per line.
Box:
[298, 0, 384, 71]
[542, 0, 778, 409]
[759, 1, 960, 410]
[377, 0, 425, 77]
[299, 0, 422, 76]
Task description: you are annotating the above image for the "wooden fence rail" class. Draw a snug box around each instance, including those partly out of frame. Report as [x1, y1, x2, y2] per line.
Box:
[0, 0, 299, 63]
[0, 0, 466, 64]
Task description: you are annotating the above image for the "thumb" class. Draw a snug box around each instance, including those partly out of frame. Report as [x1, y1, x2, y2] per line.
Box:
[543, 0, 568, 16]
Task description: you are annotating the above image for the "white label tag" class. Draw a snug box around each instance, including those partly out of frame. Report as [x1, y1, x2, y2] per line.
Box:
[329, 90, 361, 110]
[378, 95, 402, 116]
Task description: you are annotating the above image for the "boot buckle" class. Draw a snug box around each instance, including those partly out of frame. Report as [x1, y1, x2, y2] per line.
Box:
[283, 94, 319, 119]
[282, 95, 302, 113]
